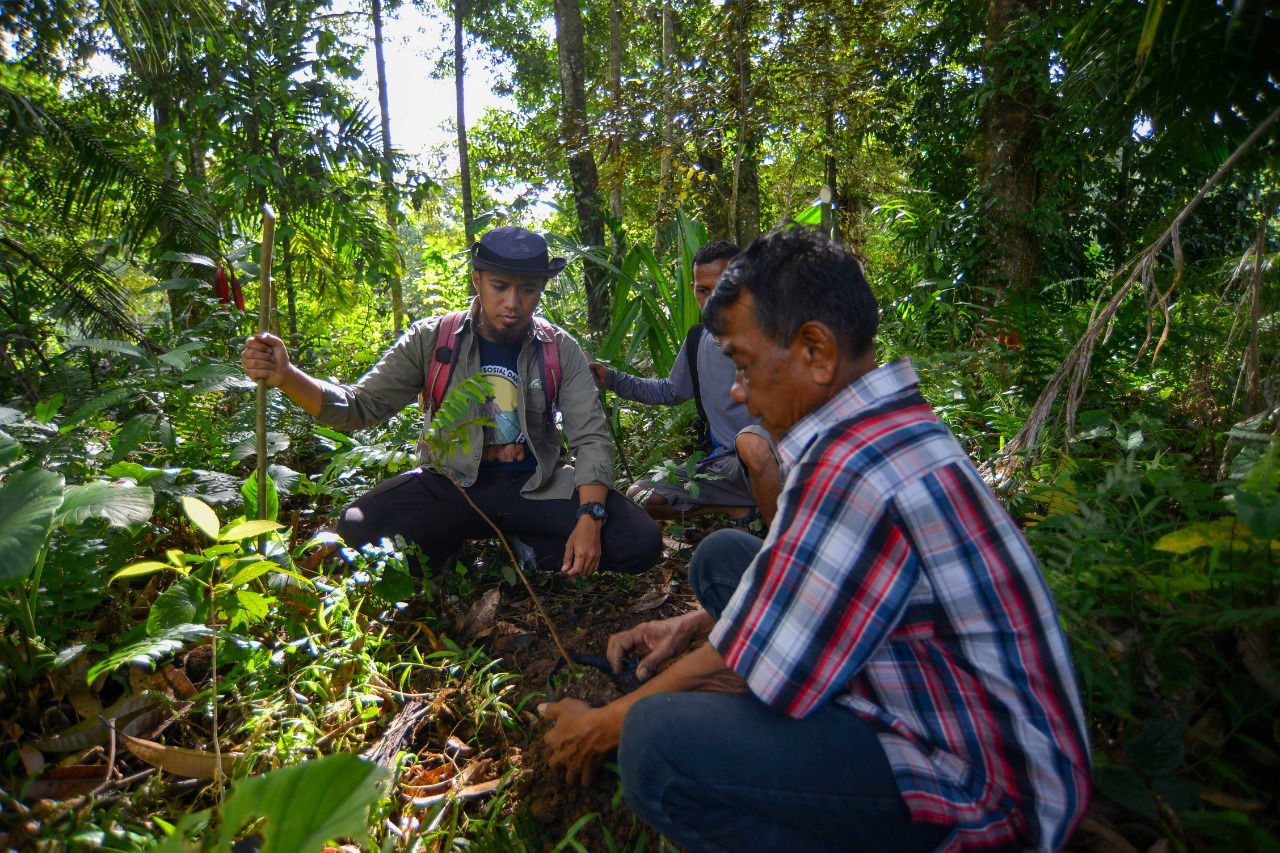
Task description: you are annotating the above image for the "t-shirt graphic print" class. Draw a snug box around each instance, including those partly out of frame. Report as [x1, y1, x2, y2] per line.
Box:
[481, 363, 524, 446]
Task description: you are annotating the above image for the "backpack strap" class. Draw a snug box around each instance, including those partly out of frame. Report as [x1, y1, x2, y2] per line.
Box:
[424, 310, 468, 414]
[684, 323, 712, 450]
[533, 316, 562, 413]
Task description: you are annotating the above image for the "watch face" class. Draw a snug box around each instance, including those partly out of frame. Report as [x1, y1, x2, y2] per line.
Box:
[581, 502, 607, 520]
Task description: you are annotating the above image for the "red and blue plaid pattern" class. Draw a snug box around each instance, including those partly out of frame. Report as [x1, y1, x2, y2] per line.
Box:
[710, 359, 1090, 851]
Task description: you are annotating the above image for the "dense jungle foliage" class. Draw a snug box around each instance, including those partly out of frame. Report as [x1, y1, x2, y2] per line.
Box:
[1, 0, 1278, 849]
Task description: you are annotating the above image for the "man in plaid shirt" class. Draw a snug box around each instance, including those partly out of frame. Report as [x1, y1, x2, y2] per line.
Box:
[541, 228, 1090, 851]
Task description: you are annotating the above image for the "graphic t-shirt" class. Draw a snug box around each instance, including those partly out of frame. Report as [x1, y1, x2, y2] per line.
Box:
[477, 336, 537, 472]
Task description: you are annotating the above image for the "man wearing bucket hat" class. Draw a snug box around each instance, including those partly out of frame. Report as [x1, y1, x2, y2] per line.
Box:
[241, 226, 663, 577]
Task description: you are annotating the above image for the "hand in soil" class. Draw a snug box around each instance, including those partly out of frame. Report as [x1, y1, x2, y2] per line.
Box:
[607, 611, 706, 681]
[539, 698, 621, 787]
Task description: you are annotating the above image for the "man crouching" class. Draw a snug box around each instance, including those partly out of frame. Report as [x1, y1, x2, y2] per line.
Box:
[539, 227, 1090, 852]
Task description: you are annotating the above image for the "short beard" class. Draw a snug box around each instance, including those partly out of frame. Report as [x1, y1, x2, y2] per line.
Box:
[476, 310, 528, 345]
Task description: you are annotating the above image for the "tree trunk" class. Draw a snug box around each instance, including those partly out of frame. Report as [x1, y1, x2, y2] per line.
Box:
[975, 0, 1048, 302]
[608, 0, 623, 226]
[729, 0, 759, 247]
[654, 2, 675, 248]
[454, 0, 475, 242]
[554, 0, 609, 332]
[371, 0, 405, 333]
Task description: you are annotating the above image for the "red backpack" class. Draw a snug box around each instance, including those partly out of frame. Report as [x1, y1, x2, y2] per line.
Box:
[423, 310, 562, 419]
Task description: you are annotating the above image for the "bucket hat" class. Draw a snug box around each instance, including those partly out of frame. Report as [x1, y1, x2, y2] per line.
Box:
[470, 226, 567, 277]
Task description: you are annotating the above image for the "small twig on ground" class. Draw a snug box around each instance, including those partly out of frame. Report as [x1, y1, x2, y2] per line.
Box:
[451, 483, 576, 672]
[89, 715, 118, 797]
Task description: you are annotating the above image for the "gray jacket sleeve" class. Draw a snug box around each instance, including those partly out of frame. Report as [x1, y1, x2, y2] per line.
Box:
[555, 332, 614, 488]
[603, 336, 694, 406]
[314, 319, 434, 431]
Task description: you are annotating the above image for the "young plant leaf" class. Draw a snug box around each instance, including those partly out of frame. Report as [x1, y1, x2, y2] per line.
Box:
[110, 561, 178, 584]
[241, 470, 280, 522]
[182, 496, 221, 540]
[226, 560, 279, 586]
[148, 576, 209, 632]
[220, 520, 284, 542]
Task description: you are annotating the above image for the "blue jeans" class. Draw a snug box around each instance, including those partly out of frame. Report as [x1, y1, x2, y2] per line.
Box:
[618, 529, 953, 852]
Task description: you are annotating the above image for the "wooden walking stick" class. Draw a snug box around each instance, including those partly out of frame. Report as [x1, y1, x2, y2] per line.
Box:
[255, 203, 276, 527]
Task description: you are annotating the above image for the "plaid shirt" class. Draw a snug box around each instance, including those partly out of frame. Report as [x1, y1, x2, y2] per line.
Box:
[709, 359, 1090, 851]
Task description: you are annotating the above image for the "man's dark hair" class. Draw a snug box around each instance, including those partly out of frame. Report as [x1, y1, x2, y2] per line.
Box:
[703, 228, 878, 357]
[692, 239, 740, 268]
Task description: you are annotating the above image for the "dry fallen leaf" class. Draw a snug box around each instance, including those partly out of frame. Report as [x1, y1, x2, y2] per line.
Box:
[444, 735, 475, 758]
[629, 590, 669, 613]
[462, 588, 501, 639]
[18, 744, 44, 776]
[25, 765, 108, 801]
[31, 692, 162, 753]
[118, 730, 242, 779]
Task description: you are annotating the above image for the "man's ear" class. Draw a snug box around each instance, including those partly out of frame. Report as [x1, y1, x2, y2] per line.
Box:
[794, 321, 840, 384]
[470, 269, 482, 288]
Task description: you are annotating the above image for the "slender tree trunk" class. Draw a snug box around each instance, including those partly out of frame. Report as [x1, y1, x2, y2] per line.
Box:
[654, 2, 675, 248]
[728, 0, 759, 247]
[608, 0, 623, 225]
[372, 0, 405, 333]
[554, 0, 609, 332]
[975, 0, 1048, 302]
[454, 0, 475, 241]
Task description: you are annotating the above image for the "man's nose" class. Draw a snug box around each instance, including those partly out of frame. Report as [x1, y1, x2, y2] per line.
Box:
[731, 376, 748, 405]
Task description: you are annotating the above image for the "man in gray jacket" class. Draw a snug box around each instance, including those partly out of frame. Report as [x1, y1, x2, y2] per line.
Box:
[590, 241, 782, 525]
[242, 226, 662, 577]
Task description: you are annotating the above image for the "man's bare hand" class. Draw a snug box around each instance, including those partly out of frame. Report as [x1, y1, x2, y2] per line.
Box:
[241, 333, 292, 387]
[540, 698, 620, 787]
[587, 361, 608, 390]
[562, 517, 602, 577]
[607, 610, 709, 681]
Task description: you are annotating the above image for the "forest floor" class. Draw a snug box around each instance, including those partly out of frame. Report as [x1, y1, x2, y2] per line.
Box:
[3, 506, 1178, 851]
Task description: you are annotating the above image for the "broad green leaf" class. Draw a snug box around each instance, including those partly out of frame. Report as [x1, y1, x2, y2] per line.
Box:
[158, 251, 215, 268]
[61, 388, 132, 432]
[86, 623, 212, 683]
[103, 462, 185, 487]
[157, 341, 204, 369]
[231, 432, 290, 462]
[64, 337, 148, 360]
[219, 753, 389, 853]
[267, 464, 300, 494]
[235, 589, 271, 621]
[1153, 519, 1253, 554]
[0, 467, 65, 586]
[148, 576, 208, 632]
[111, 413, 158, 462]
[179, 364, 253, 393]
[110, 561, 177, 583]
[241, 470, 280, 521]
[32, 393, 62, 423]
[1234, 490, 1280, 543]
[220, 520, 284, 542]
[226, 560, 279, 586]
[182, 496, 221, 541]
[0, 433, 21, 467]
[55, 481, 154, 528]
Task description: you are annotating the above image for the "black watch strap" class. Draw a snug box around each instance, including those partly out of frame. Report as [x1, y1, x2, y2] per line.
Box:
[576, 501, 609, 523]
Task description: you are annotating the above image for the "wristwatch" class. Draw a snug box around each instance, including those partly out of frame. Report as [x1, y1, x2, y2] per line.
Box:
[576, 501, 609, 523]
